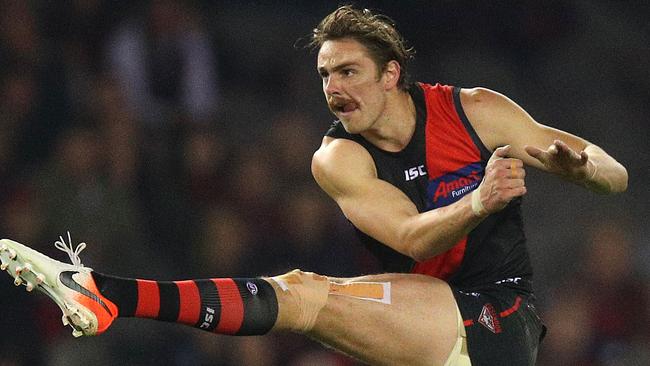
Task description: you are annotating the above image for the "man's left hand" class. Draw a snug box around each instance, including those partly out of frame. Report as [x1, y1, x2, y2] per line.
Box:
[524, 139, 594, 182]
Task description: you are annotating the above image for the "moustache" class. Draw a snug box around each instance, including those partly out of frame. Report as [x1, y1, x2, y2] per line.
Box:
[327, 96, 357, 112]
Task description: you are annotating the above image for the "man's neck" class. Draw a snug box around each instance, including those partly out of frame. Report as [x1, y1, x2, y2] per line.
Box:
[361, 90, 416, 152]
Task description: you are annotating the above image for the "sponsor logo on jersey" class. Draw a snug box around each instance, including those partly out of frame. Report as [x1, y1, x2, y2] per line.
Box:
[426, 162, 484, 209]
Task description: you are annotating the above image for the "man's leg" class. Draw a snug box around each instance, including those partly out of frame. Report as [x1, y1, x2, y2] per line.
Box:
[1, 238, 459, 365]
[0, 238, 279, 337]
[269, 271, 459, 366]
[97, 270, 459, 365]
[91, 273, 278, 335]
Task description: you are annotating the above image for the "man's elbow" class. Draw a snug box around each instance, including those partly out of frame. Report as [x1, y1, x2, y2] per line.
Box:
[612, 165, 629, 193]
[401, 232, 439, 262]
[599, 162, 628, 194]
[397, 222, 425, 261]
[408, 246, 432, 262]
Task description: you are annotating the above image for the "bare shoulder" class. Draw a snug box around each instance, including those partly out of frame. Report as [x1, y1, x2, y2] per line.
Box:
[459, 87, 520, 118]
[458, 87, 495, 104]
[458, 87, 537, 150]
[311, 137, 376, 198]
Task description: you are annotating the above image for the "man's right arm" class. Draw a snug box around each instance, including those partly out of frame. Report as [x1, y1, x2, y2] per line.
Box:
[311, 136, 521, 261]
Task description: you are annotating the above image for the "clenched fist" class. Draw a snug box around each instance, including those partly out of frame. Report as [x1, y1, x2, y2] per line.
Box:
[472, 145, 526, 216]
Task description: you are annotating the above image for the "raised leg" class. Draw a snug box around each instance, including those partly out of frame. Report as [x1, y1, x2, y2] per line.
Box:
[269, 271, 458, 366]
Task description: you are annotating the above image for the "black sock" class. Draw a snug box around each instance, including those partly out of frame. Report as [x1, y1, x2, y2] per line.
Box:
[91, 272, 278, 335]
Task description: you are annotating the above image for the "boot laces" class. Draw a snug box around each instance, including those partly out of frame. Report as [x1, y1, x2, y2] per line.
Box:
[54, 231, 86, 268]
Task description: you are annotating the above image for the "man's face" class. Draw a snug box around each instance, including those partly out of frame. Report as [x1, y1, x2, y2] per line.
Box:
[317, 38, 387, 134]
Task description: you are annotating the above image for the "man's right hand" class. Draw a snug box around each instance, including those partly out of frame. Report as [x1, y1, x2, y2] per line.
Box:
[476, 145, 527, 215]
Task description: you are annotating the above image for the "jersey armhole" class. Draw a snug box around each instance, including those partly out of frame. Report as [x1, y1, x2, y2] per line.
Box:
[452, 87, 492, 161]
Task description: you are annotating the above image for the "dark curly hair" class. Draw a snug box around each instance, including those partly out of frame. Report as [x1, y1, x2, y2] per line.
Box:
[310, 5, 415, 90]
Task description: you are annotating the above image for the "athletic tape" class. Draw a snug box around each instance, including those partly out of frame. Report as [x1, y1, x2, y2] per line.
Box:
[471, 186, 487, 217]
[269, 271, 329, 332]
[272, 277, 392, 304]
[329, 281, 392, 305]
[274, 278, 289, 291]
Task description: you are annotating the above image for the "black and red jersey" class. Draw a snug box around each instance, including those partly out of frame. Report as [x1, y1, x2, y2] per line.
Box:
[325, 82, 533, 294]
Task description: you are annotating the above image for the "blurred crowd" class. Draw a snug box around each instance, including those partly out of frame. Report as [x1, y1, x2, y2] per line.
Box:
[0, 1, 647, 365]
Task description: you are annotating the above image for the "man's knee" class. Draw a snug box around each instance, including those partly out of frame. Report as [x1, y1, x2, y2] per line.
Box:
[268, 269, 330, 333]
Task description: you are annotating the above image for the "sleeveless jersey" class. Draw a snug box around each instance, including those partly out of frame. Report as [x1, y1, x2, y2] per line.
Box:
[325, 83, 533, 293]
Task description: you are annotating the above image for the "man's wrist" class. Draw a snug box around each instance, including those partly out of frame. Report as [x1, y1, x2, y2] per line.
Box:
[587, 159, 599, 181]
[471, 186, 488, 217]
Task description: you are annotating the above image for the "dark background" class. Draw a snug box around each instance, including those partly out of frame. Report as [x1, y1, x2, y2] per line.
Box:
[0, 1, 647, 365]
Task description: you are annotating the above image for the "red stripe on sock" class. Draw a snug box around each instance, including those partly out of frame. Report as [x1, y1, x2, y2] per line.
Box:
[175, 280, 201, 325]
[212, 279, 244, 334]
[135, 279, 160, 318]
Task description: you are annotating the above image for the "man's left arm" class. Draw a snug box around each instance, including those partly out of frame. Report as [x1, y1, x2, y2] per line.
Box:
[460, 87, 628, 194]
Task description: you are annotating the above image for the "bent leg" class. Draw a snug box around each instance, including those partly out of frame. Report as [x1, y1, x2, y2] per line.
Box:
[268, 271, 458, 366]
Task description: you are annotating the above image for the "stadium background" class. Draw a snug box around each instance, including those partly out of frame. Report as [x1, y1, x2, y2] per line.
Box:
[0, 1, 647, 365]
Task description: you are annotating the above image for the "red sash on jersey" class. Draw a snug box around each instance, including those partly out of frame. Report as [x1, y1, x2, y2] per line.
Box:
[411, 83, 484, 280]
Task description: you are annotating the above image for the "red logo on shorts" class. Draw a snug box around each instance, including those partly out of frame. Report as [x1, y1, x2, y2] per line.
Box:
[478, 303, 502, 334]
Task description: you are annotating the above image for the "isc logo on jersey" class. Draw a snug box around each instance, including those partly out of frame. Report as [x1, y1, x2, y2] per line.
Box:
[404, 165, 427, 181]
[426, 163, 484, 209]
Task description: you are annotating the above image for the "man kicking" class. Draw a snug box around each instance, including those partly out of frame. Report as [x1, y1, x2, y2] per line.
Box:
[0, 5, 627, 366]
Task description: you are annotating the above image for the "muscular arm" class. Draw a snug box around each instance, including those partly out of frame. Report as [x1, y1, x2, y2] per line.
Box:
[311, 137, 517, 261]
[460, 88, 628, 194]
[312, 87, 626, 261]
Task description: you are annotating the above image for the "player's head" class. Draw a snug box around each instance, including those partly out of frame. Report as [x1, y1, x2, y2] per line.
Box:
[310, 5, 414, 90]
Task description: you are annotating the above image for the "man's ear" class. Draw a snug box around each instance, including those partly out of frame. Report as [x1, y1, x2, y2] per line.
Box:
[383, 60, 401, 90]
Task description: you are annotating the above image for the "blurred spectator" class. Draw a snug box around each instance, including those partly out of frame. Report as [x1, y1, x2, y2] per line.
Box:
[41, 0, 125, 73]
[0, 69, 37, 182]
[0, 1, 70, 185]
[579, 221, 650, 365]
[105, 0, 223, 268]
[224, 140, 284, 247]
[266, 112, 322, 185]
[0, 185, 44, 248]
[538, 219, 650, 366]
[180, 125, 231, 209]
[275, 185, 365, 277]
[190, 205, 256, 277]
[36, 126, 153, 276]
[91, 75, 141, 190]
[538, 285, 594, 366]
[106, 0, 219, 126]
[0, 1, 40, 67]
